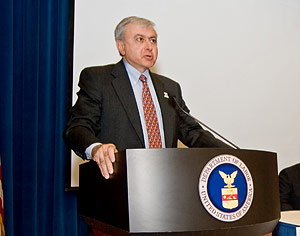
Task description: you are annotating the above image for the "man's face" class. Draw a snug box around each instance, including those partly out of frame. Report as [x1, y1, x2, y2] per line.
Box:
[116, 23, 158, 73]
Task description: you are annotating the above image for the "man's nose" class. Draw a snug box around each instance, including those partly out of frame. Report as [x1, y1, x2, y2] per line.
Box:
[145, 39, 153, 50]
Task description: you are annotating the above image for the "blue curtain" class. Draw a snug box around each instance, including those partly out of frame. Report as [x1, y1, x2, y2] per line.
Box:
[0, 0, 89, 235]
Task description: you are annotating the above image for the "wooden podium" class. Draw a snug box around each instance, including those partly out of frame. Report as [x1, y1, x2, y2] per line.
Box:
[78, 148, 280, 236]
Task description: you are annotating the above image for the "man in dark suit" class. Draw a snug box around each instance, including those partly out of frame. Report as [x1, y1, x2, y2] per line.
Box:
[64, 16, 229, 179]
[279, 163, 300, 211]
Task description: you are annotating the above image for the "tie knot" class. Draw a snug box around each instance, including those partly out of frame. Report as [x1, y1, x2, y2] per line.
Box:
[139, 75, 147, 84]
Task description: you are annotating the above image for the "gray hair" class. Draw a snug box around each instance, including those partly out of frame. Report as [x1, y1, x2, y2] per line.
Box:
[114, 16, 156, 41]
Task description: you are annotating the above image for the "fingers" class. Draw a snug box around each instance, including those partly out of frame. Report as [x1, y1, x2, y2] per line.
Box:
[92, 143, 118, 179]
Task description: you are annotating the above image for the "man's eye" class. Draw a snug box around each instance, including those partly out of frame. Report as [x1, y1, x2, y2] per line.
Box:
[137, 37, 144, 42]
[150, 38, 157, 43]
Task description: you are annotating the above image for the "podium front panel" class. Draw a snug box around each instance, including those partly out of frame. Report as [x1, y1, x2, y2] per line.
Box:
[79, 148, 280, 235]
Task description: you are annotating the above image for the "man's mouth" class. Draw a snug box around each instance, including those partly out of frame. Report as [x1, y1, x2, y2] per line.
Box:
[145, 54, 153, 59]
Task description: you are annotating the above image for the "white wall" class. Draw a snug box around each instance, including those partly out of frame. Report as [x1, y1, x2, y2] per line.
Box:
[71, 0, 300, 186]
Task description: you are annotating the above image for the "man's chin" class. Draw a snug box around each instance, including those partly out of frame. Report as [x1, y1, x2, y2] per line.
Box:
[143, 61, 156, 69]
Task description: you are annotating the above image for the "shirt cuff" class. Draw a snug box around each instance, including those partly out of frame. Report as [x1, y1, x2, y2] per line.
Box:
[85, 142, 102, 160]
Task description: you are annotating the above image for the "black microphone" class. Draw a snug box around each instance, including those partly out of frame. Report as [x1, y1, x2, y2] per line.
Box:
[171, 96, 240, 149]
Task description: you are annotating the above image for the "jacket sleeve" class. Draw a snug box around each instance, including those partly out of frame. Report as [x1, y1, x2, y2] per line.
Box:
[63, 68, 103, 159]
[279, 169, 294, 211]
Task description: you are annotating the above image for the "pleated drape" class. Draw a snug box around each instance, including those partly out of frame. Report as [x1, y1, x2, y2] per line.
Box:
[0, 0, 89, 235]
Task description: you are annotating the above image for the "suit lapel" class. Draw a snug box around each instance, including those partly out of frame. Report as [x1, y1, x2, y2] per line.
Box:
[151, 72, 174, 148]
[111, 61, 145, 146]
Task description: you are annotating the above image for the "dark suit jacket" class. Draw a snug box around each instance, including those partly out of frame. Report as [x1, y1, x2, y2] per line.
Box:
[64, 60, 229, 158]
[279, 163, 300, 211]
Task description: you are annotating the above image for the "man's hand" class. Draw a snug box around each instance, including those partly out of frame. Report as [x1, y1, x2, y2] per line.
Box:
[92, 143, 118, 179]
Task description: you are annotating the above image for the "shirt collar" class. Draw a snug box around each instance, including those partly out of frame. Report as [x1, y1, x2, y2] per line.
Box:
[123, 60, 151, 85]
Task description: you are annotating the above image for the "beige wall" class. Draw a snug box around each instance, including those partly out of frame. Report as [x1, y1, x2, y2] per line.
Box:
[70, 0, 300, 186]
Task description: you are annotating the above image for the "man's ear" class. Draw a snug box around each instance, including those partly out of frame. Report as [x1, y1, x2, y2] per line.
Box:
[116, 40, 125, 56]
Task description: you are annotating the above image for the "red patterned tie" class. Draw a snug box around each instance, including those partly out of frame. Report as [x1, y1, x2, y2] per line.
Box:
[139, 75, 162, 148]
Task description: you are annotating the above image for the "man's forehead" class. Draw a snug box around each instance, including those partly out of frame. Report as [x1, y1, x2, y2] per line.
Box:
[126, 23, 157, 37]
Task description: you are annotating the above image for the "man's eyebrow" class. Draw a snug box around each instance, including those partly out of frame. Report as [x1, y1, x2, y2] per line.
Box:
[135, 34, 144, 37]
[135, 34, 157, 38]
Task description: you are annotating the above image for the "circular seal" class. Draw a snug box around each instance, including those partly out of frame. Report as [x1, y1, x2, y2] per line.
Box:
[198, 154, 254, 222]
